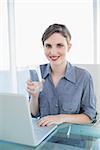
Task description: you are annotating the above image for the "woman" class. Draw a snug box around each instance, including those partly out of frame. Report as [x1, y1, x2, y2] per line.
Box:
[27, 23, 96, 126]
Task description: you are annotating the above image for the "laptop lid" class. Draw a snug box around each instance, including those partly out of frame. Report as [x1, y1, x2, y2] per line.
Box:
[0, 93, 57, 147]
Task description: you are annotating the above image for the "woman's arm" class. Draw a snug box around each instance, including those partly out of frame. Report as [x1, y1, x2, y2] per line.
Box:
[29, 95, 39, 116]
[38, 113, 92, 127]
[27, 80, 41, 116]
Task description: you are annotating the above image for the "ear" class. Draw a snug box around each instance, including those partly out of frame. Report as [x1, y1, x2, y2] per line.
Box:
[68, 43, 72, 51]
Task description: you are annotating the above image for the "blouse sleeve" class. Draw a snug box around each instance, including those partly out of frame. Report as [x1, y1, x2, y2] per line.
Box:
[81, 74, 97, 122]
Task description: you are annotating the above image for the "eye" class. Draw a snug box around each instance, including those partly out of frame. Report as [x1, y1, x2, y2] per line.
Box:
[57, 43, 64, 48]
[45, 44, 52, 48]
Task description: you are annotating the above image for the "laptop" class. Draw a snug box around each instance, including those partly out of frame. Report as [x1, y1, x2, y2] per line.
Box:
[0, 93, 57, 147]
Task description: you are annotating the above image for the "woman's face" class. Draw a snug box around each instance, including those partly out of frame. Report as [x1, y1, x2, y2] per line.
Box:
[43, 33, 71, 66]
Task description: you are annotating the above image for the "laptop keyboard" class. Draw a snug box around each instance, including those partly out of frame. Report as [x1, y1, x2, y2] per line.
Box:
[32, 118, 56, 134]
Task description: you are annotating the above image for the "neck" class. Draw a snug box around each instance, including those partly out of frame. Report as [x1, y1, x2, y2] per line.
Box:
[51, 61, 68, 76]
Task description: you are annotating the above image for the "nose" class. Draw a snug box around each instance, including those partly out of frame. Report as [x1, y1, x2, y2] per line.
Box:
[50, 47, 57, 55]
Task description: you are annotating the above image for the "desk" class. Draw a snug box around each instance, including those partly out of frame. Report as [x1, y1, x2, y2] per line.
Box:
[0, 123, 100, 150]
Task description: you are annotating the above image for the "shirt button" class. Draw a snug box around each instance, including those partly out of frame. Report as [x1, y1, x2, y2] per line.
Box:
[55, 104, 58, 107]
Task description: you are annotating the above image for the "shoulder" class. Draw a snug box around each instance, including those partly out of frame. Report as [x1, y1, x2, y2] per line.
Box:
[75, 65, 91, 77]
[70, 63, 93, 82]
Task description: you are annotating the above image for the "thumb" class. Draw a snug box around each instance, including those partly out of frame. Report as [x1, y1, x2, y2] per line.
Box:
[42, 79, 45, 84]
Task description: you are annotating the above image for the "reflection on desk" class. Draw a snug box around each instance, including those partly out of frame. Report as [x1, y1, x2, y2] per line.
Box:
[0, 124, 100, 150]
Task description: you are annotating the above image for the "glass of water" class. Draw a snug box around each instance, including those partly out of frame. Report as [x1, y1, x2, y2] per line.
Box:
[27, 65, 43, 94]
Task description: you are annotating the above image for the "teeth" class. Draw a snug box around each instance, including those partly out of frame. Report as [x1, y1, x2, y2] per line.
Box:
[51, 56, 58, 59]
[51, 57, 58, 60]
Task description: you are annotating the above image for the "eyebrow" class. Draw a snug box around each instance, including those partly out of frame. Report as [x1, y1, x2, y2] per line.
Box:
[57, 43, 64, 46]
[45, 42, 64, 46]
[45, 43, 51, 46]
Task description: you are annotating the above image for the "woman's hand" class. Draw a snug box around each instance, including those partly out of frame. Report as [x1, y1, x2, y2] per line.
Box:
[38, 114, 92, 126]
[26, 79, 44, 97]
[38, 115, 64, 126]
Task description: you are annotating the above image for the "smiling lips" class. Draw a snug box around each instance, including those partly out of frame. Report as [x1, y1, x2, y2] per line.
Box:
[49, 56, 60, 61]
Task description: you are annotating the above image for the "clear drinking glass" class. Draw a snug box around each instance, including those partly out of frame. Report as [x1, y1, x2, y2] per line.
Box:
[27, 65, 43, 94]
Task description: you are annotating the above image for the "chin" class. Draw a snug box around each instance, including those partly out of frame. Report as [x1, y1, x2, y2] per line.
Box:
[51, 61, 62, 66]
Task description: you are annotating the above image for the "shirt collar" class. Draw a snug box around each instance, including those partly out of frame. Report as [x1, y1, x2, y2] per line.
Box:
[43, 62, 76, 84]
[42, 63, 51, 79]
[64, 62, 76, 84]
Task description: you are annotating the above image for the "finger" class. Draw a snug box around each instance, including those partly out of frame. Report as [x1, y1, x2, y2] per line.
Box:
[39, 120, 51, 127]
[46, 122, 55, 126]
[26, 80, 33, 85]
[26, 79, 32, 83]
[27, 85, 35, 90]
[38, 116, 55, 127]
[26, 88, 32, 93]
[27, 82, 39, 90]
[38, 118, 49, 126]
[41, 79, 45, 84]
[27, 88, 39, 94]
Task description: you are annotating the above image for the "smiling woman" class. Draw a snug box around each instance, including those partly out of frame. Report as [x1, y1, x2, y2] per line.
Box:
[27, 23, 97, 126]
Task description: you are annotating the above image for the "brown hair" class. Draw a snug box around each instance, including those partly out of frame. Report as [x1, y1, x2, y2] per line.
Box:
[41, 23, 71, 45]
